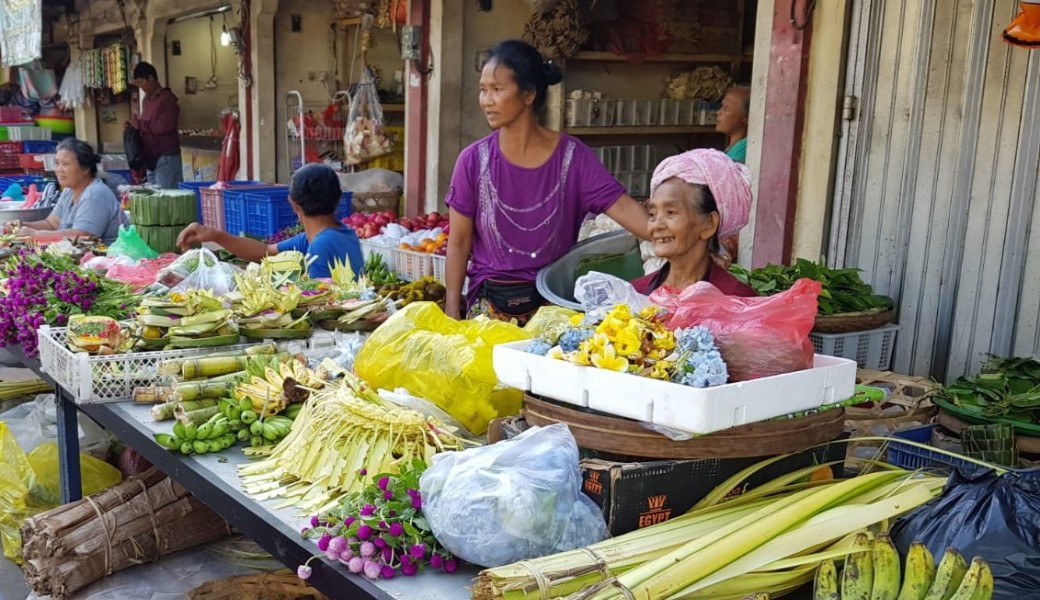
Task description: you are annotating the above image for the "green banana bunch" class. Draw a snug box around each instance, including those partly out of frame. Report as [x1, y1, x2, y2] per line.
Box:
[815, 536, 993, 600]
[154, 397, 301, 455]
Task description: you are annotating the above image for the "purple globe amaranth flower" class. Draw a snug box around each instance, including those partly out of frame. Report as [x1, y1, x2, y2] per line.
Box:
[401, 562, 418, 576]
[359, 504, 376, 517]
[358, 468, 368, 476]
[380, 565, 396, 579]
[378, 521, 389, 531]
[344, 516, 356, 527]
[372, 537, 387, 550]
[430, 554, 443, 570]
[383, 490, 393, 501]
[325, 548, 339, 561]
[317, 533, 332, 552]
[338, 548, 354, 562]
[328, 536, 347, 554]
[377, 476, 390, 491]
[357, 525, 373, 541]
[359, 541, 376, 557]
[297, 565, 312, 580]
[410, 495, 422, 510]
[443, 558, 458, 573]
[381, 547, 393, 563]
[310, 516, 320, 528]
[363, 559, 382, 580]
[409, 544, 426, 560]
[388, 522, 404, 537]
[347, 557, 364, 573]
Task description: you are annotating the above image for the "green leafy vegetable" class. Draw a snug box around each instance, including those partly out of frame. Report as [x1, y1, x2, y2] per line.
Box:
[933, 356, 1040, 424]
[728, 259, 892, 315]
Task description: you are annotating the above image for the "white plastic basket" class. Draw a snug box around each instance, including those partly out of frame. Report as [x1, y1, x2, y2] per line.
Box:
[396, 248, 434, 281]
[359, 239, 398, 272]
[36, 326, 255, 404]
[6, 126, 52, 141]
[809, 324, 899, 371]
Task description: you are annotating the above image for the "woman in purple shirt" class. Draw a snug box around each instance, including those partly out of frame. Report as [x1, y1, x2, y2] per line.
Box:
[445, 39, 649, 325]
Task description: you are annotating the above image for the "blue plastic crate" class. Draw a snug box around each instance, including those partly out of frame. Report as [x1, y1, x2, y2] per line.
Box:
[886, 424, 977, 473]
[223, 186, 290, 236]
[226, 189, 353, 238]
[178, 180, 262, 225]
[22, 140, 57, 153]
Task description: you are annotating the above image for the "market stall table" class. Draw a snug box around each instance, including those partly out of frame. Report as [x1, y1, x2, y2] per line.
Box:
[6, 345, 476, 600]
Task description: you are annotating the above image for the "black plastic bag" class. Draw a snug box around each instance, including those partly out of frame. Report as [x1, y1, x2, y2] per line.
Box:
[123, 125, 146, 170]
[891, 468, 1040, 600]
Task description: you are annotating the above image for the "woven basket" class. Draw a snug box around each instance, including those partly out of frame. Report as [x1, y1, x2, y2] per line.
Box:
[813, 306, 896, 334]
[845, 370, 939, 462]
[351, 190, 400, 214]
[189, 571, 329, 600]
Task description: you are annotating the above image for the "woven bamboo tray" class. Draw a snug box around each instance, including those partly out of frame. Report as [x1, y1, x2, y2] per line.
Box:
[522, 394, 846, 460]
[845, 370, 939, 461]
[813, 306, 896, 333]
[189, 571, 329, 600]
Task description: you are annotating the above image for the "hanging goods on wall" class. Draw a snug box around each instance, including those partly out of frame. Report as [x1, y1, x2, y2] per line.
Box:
[79, 44, 130, 93]
[1004, 0, 1040, 48]
[343, 67, 393, 166]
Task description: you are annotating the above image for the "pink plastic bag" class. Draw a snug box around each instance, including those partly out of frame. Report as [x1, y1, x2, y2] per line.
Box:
[650, 278, 821, 381]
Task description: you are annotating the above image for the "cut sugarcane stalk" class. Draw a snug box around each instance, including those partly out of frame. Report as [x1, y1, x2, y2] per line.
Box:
[174, 405, 220, 426]
[180, 356, 251, 380]
[151, 398, 219, 421]
[134, 381, 233, 404]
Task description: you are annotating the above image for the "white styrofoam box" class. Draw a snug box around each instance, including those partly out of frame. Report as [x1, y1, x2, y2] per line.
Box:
[493, 340, 857, 435]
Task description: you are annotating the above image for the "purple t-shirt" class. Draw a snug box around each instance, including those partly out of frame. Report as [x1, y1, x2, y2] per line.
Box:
[445, 130, 624, 308]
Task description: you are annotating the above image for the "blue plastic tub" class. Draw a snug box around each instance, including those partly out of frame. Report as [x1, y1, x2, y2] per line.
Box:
[886, 424, 977, 473]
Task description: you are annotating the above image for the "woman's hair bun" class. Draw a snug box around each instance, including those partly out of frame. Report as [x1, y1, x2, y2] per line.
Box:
[543, 60, 563, 86]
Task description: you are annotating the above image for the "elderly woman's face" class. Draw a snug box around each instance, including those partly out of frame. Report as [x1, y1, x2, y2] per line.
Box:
[646, 179, 719, 260]
[53, 149, 91, 190]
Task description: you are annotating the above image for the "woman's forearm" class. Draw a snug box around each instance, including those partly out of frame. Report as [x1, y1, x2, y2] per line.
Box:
[23, 219, 55, 231]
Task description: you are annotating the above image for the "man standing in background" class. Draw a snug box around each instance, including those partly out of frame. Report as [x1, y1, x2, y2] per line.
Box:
[127, 62, 182, 188]
[716, 85, 750, 164]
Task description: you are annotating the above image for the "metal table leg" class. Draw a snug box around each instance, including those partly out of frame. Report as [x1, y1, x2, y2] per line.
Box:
[55, 386, 82, 503]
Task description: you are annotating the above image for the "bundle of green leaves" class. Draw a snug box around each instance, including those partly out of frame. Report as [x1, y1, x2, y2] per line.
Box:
[729, 258, 892, 315]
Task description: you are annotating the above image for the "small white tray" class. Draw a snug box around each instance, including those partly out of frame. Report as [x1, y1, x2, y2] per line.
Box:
[493, 341, 857, 435]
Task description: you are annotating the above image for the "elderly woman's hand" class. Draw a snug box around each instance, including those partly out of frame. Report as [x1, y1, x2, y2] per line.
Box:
[15, 226, 36, 237]
[176, 223, 219, 251]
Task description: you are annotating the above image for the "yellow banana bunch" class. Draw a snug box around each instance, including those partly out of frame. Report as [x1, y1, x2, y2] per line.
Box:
[232, 376, 286, 417]
[815, 537, 993, 600]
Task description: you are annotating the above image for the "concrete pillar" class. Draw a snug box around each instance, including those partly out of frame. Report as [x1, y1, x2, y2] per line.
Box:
[426, 0, 464, 212]
[248, 0, 279, 182]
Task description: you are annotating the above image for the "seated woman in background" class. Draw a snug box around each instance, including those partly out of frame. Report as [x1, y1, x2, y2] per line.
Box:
[631, 148, 756, 297]
[176, 164, 363, 279]
[13, 139, 127, 244]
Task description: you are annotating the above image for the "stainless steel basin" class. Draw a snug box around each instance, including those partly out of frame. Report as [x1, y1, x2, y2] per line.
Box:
[0, 206, 53, 224]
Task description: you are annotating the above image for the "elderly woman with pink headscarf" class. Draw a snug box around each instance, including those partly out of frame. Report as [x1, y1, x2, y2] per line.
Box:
[631, 149, 756, 297]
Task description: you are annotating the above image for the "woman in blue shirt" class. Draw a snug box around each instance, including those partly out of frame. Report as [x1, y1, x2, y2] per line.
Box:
[176, 164, 363, 279]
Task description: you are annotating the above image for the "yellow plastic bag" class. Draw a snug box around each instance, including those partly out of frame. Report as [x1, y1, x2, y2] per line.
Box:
[524, 306, 580, 338]
[354, 302, 532, 435]
[0, 422, 123, 563]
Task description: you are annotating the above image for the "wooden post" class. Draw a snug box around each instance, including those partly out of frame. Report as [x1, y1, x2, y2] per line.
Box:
[404, 0, 430, 217]
[751, 0, 813, 267]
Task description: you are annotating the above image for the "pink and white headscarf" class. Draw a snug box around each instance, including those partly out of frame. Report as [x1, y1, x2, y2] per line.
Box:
[650, 149, 752, 238]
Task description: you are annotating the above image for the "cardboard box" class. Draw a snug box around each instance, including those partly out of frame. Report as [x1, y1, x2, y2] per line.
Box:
[580, 436, 848, 536]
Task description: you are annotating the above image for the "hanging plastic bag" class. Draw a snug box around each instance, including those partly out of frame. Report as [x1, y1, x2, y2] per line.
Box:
[891, 469, 1040, 600]
[353, 302, 531, 435]
[343, 67, 394, 166]
[420, 424, 609, 568]
[651, 278, 820, 381]
[107, 225, 159, 261]
[574, 271, 653, 318]
[0, 422, 123, 563]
